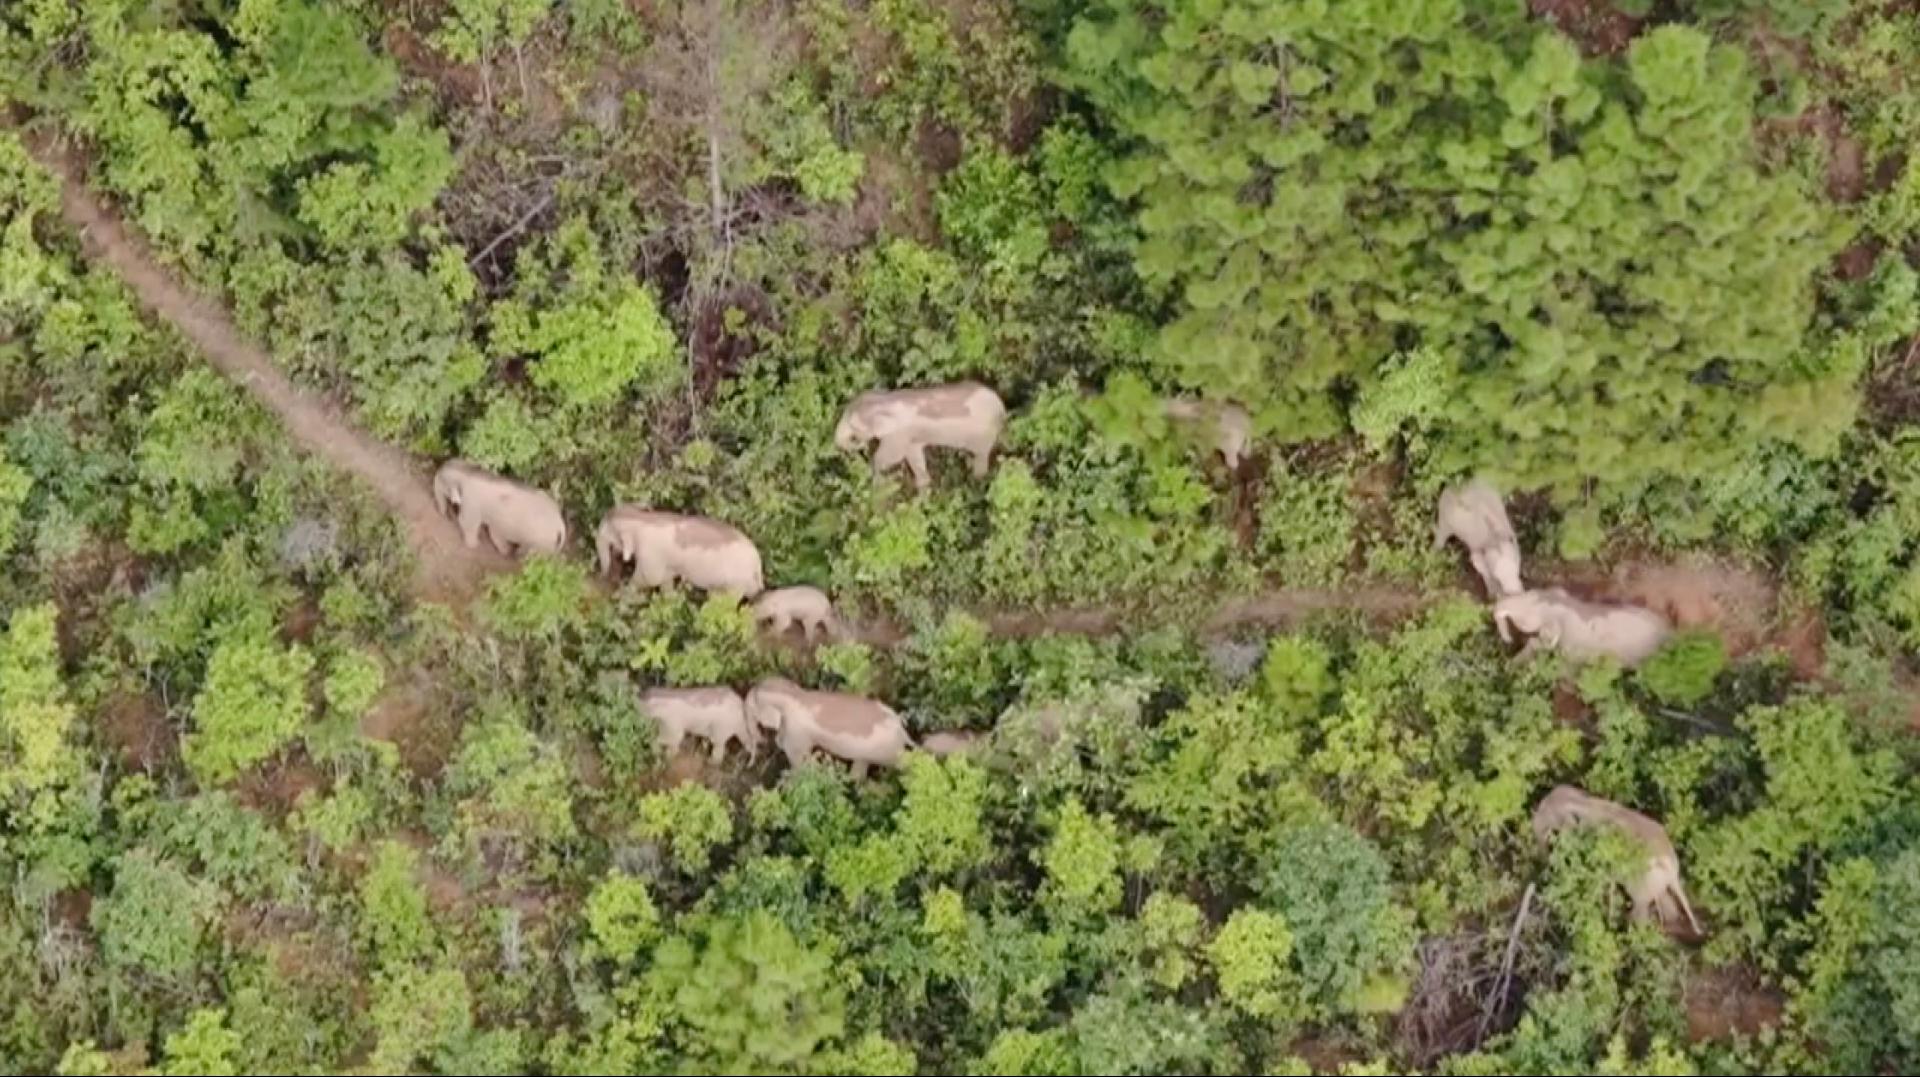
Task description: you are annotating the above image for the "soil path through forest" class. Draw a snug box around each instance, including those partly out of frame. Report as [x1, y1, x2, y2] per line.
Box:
[18, 127, 510, 604]
[19, 123, 1787, 660]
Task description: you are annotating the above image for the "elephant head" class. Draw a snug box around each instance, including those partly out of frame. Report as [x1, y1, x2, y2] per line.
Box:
[594, 516, 628, 575]
[746, 677, 802, 734]
[833, 400, 874, 452]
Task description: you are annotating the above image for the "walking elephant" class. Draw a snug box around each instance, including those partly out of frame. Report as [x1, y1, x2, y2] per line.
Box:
[431, 459, 567, 556]
[1164, 398, 1252, 470]
[639, 686, 758, 763]
[744, 676, 915, 778]
[595, 506, 764, 597]
[834, 381, 1007, 490]
[1434, 477, 1524, 598]
[751, 585, 838, 640]
[1532, 784, 1701, 934]
[1493, 587, 1672, 667]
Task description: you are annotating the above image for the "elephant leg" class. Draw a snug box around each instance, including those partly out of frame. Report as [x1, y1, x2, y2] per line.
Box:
[660, 725, 685, 756]
[904, 445, 931, 490]
[489, 530, 515, 557]
[851, 759, 871, 780]
[970, 440, 993, 478]
[709, 735, 729, 764]
[457, 507, 484, 549]
[872, 438, 909, 481]
[781, 733, 813, 769]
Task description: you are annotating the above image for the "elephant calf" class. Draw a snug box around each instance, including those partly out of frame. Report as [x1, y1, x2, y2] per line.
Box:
[835, 381, 1007, 491]
[595, 506, 764, 597]
[1532, 785, 1701, 934]
[639, 686, 758, 763]
[1164, 398, 1252, 470]
[1434, 477, 1523, 598]
[1493, 587, 1671, 667]
[745, 676, 914, 778]
[751, 586, 837, 640]
[431, 459, 567, 556]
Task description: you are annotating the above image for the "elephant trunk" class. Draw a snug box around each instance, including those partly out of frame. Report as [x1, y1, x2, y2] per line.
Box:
[1494, 608, 1514, 644]
[595, 524, 616, 575]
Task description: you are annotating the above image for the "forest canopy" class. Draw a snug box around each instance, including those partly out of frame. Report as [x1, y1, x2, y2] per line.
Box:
[3, 0, 1920, 1074]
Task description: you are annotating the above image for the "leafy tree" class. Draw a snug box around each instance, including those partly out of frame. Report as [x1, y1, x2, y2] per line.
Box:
[1635, 630, 1727, 708]
[184, 634, 315, 785]
[359, 840, 436, 967]
[0, 603, 80, 824]
[646, 910, 846, 1072]
[584, 871, 662, 966]
[1206, 907, 1303, 1022]
[1067, 6, 1853, 501]
[1258, 823, 1415, 1018]
[91, 849, 216, 979]
[1039, 799, 1125, 919]
[637, 784, 735, 874]
[159, 1008, 242, 1077]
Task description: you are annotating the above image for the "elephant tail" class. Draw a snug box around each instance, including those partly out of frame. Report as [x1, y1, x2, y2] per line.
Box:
[1670, 879, 1702, 936]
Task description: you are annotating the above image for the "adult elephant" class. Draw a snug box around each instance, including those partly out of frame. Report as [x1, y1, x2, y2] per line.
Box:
[431, 459, 567, 556]
[594, 506, 764, 598]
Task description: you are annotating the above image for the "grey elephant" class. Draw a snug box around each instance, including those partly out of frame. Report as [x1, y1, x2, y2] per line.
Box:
[431, 459, 568, 556]
[1532, 785, 1701, 934]
[751, 585, 838, 640]
[1493, 587, 1671, 667]
[595, 506, 764, 597]
[834, 381, 1007, 490]
[1434, 477, 1523, 598]
[639, 686, 758, 763]
[745, 676, 915, 778]
[1164, 398, 1252, 470]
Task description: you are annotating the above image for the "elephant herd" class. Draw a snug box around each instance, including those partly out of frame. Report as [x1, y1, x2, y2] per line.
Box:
[437, 384, 1701, 933]
[1435, 478, 1700, 933]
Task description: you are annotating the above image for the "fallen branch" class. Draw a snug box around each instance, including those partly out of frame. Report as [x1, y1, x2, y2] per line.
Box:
[467, 191, 555, 267]
[1479, 882, 1535, 1043]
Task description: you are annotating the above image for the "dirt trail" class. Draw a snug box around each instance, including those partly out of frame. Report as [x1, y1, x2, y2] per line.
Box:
[18, 127, 509, 604]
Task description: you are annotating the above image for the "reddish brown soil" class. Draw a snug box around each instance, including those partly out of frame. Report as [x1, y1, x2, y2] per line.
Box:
[95, 689, 177, 773]
[1685, 964, 1787, 1043]
[1530, 0, 1644, 56]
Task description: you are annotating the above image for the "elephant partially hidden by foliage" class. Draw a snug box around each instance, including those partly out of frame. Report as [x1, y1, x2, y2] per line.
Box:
[751, 586, 838, 640]
[745, 677, 915, 777]
[1433, 477, 1523, 598]
[431, 459, 567, 556]
[639, 686, 758, 763]
[1532, 785, 1701, 934]
[1493, 587, 1671, 667]
[1163, 397, 1252, 470]
[834, 381, 1007, 490]
[595, 506, 764, 597]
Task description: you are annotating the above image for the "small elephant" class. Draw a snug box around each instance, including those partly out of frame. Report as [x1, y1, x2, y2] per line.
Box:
[595, 506, 764, 597]
[1434, 477, 1524, 598]
[834, 381, 1007, 490]
[1164, 398, 1252, 470]
[1493, 587, 1671, 667]
[639, 686, 758, 763]
[431, 459, 567, 556]
[1532, 784, 1701, 934]
[745, 676, 915, 778]
[751, 586, 837, 640]
[920, 730, 983, 758]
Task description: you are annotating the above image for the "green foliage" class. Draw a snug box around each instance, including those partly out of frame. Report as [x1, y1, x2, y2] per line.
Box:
[637, 784, 735, 874]
[1206, 908, 1302, 1022]
[482, 556, 591, 640]
[584, 871, 661, 966]
[432, 0, 552, 64]
[647, 911, 846, 1072]
[322, 647, 385, 720]
[488, 217, 680, 410]
[0, 448, 31, 558]
[184, 634, 316, 785]
[444, 712, 579, 853]
[91, 849, 216, 979]
[1258, 823, 1415, 1018]
[1039, 799, 1124, 919]
[1635, 630, 1727, 708]
[359, 840, 436, 967]
[0, 603, 80, 823]
[159, 1008, 242, 1077]
[1068, 7, 1850, 501]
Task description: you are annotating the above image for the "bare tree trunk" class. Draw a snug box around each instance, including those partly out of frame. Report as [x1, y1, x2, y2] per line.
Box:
[708, 124, 725, 243]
